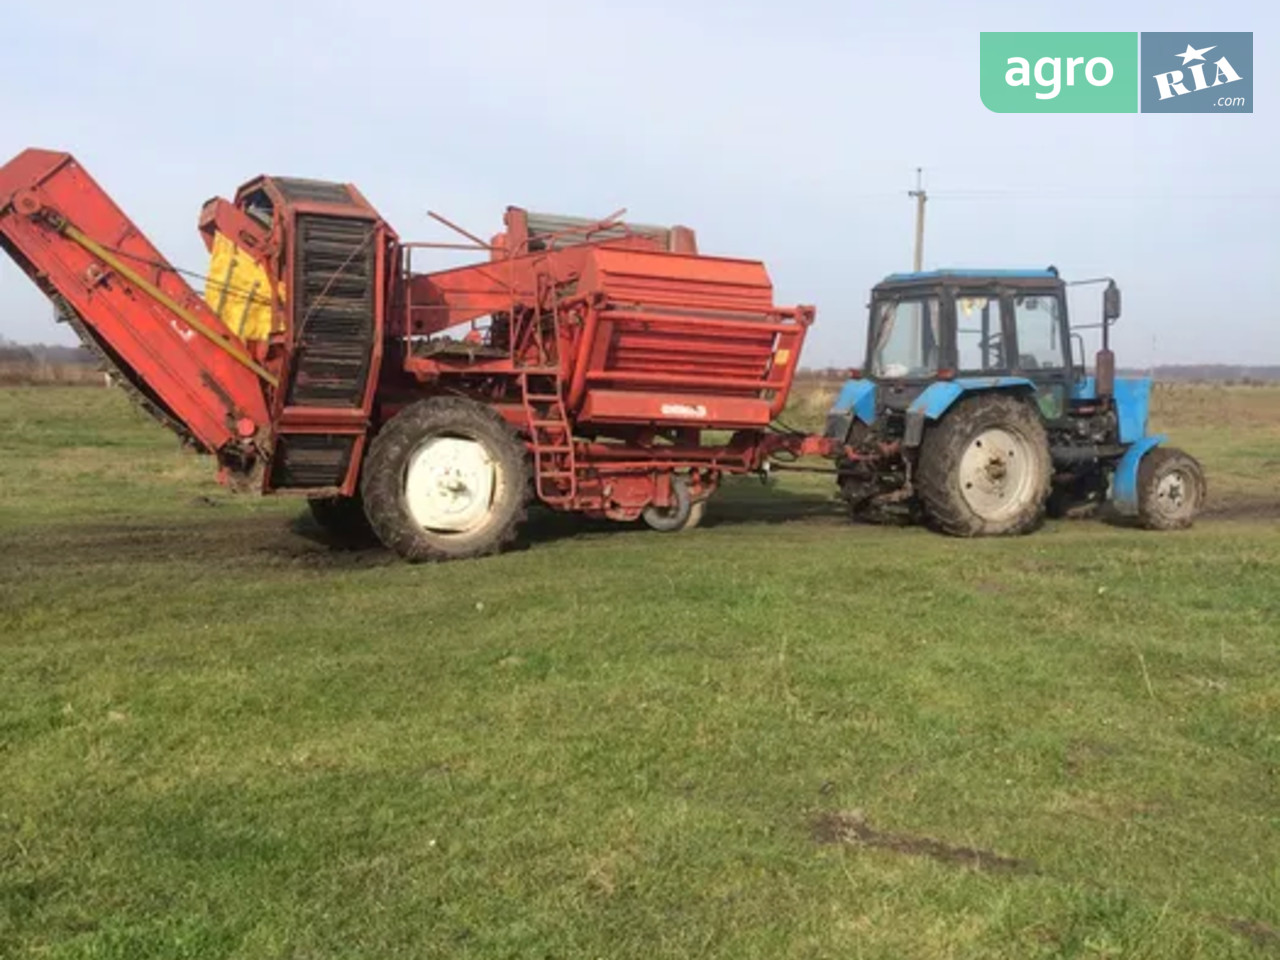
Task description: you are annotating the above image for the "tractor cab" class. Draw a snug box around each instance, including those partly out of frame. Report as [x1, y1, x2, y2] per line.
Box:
[863, 268, 1076, 418]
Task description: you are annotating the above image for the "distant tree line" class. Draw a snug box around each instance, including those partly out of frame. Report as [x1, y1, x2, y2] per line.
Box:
[0, 337, 101, 385]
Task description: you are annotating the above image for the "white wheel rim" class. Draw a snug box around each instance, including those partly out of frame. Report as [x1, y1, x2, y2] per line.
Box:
[1156, 469, 1192, 516]
[958, 427, 1036, 522]
[404, 436, 496, 533]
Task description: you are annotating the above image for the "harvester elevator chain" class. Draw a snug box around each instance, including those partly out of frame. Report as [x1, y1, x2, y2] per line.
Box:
[52, 294, 198, 449]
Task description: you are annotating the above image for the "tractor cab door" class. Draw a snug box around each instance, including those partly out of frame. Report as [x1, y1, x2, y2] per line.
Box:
[1006, 287, 1074, 421]
[950, 283, 1074, 421]
[953, 290, 1013, 374]
[864, 290, 945, 413]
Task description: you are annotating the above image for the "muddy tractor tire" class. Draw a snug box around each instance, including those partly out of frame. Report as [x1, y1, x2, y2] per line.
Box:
[642, 475, 703, 532]
[916, 392, 1052, 537]
[361, 397, 530, 562]
[1137, 446, 1206, 531]
[307, 494, 379, 548]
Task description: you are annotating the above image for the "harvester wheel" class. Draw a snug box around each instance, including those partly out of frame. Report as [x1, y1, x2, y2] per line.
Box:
[361, 398, 529, 562]
[307, 494, 378, 548]
[1137, 446, 1205, 530]
[916, 393, 1051, 537]
[642, 476, 700, 532]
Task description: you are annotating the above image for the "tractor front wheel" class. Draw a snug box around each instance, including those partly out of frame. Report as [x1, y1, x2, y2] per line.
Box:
[1137, 447, 1205, 530]
[361, 398, 530, 562]
[916, 393, 1052, 537]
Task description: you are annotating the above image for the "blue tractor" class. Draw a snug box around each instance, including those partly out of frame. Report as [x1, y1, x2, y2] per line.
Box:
[824, 268, 1206, 536]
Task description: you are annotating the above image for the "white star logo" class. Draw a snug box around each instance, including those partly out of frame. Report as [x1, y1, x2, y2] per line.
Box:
[1176, 43, 1216, 65]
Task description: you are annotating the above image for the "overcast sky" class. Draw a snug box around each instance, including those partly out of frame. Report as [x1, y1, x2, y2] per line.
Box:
[0, 0, 1273, 366]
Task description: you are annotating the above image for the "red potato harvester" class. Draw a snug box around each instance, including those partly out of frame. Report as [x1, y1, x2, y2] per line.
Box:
[0, 149, 854, 561]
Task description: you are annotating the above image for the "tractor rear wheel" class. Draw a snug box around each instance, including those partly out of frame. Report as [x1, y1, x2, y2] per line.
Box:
[307, 494, 378, 547]
[361, 398, 530, 562]
[1137, 446, 1205, 530]
[916, 393, 1051, 537]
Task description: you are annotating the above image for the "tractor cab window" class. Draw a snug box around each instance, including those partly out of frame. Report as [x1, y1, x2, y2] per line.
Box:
[1012, 293, 1065, 370]
[870, 297, 941, 379]
[955, 295, 1008, 372]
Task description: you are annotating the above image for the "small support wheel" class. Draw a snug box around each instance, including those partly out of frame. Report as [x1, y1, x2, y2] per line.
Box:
[642, 476, 702, 532]
[1137, 446, 1205, 530]
[686, 499, 708, 529]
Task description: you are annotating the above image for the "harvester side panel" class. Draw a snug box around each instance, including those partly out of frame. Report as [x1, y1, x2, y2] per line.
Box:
[0, 149, 271, 457]
[569, 248, 812, 427]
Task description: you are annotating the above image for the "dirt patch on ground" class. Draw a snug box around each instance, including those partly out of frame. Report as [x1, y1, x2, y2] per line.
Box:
[703, 493, 849, 527]
[1200, 494, 1280, 522]
[2, 514, 398, 573]
[812, 810, 1038, 875]
[2, 495, 853, 574]
[8, 483, 1273, 576]
[1211, 916, 1280, 949]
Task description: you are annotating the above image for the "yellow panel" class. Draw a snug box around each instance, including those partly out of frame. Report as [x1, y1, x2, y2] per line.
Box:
[202, 233, 278, 342]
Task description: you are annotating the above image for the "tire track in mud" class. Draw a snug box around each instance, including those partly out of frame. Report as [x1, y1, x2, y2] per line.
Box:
[2, 488, 1275, 575]
[811, 810, 1280, 950]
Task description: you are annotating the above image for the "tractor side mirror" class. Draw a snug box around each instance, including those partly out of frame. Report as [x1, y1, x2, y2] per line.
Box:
[1103, 282, 1121, 322]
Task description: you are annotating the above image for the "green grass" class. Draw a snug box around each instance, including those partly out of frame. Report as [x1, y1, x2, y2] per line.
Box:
[2, 386, 1279, 958]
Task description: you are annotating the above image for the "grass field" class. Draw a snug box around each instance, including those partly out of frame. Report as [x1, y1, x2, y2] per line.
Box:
[2, 384, 1279, 959]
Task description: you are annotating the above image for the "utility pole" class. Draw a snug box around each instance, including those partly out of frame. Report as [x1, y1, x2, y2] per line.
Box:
[908, 167, 927, 271]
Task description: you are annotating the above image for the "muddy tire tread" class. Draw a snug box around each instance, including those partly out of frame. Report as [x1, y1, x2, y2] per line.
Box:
[916, 393, 1051, 537]
[361, 398, 530, 562]
[1137, 446, 1206, 531]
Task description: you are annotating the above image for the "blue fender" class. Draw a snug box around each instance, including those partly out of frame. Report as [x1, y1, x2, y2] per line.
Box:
[824, 379, 877, 440]
[830, 379, 877, 422]
[908, 377, 1036, 419]
[902, 377, 1035, 446]
[1111, 433, 1165, 515]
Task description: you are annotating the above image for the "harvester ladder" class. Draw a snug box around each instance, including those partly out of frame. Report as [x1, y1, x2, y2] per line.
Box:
[521, 373, 577, 505]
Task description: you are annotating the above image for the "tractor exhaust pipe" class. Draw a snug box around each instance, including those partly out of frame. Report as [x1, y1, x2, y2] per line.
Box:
[1095, 347, 1115, 400]
[1095, 280, 1121, 399]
